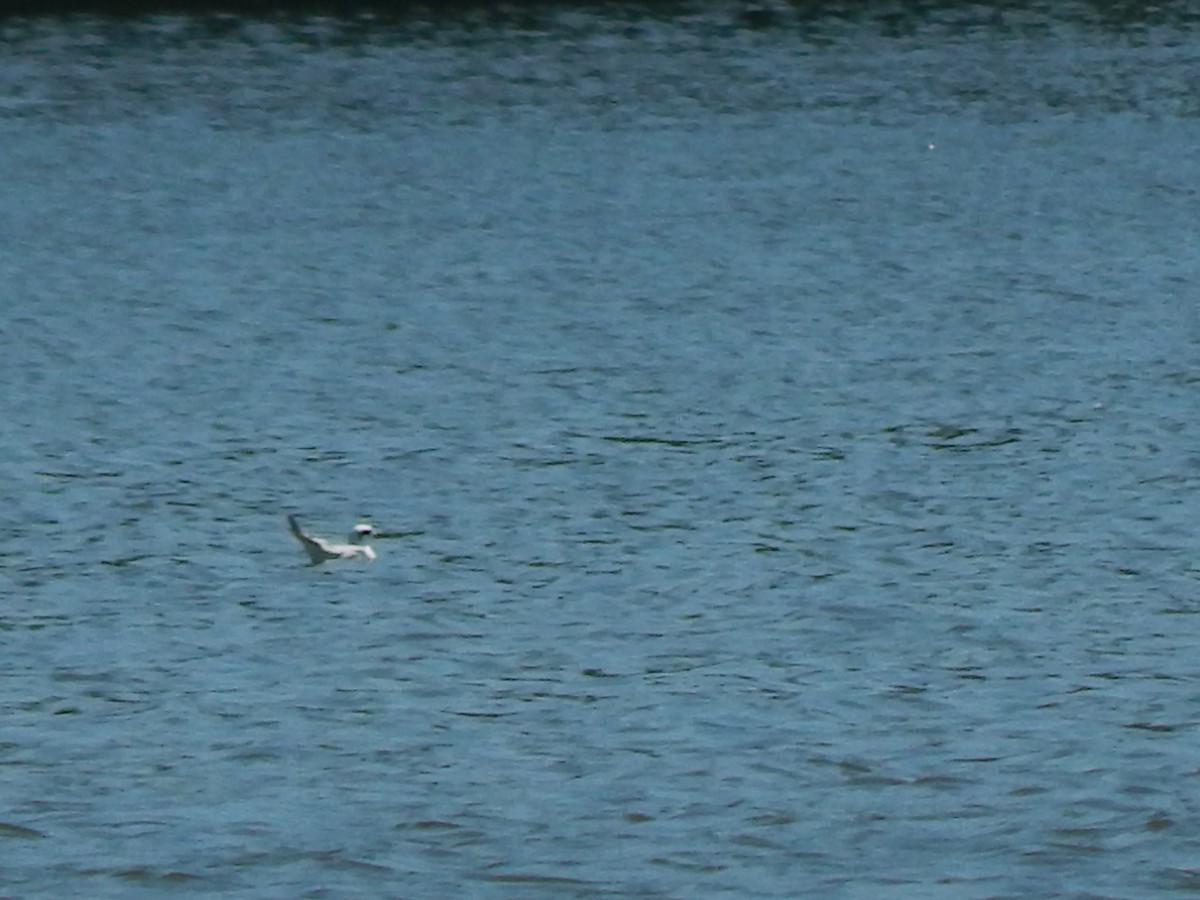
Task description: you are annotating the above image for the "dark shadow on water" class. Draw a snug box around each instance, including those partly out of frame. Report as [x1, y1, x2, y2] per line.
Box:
[2, 0, 1198, 33]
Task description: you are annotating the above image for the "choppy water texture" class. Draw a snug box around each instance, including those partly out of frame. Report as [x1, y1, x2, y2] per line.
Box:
[3, 3, 1200, 897]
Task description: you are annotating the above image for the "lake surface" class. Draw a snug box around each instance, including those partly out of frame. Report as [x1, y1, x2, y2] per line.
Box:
[3, 2, 1200, 896]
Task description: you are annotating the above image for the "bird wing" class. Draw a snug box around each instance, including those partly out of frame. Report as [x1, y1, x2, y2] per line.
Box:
[288, 515, 334, 564]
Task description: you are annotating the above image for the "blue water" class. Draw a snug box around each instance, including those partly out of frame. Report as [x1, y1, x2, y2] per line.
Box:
[4, 4, 1200, 897]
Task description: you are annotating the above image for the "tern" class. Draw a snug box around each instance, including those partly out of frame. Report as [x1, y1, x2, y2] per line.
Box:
[288, 514, 376, 564]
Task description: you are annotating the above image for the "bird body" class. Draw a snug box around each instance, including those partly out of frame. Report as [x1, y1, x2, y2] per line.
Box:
[288, 514, 376, 564]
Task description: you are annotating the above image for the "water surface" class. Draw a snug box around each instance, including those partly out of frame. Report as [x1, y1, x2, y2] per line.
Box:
[3, 4, 1200, 897]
